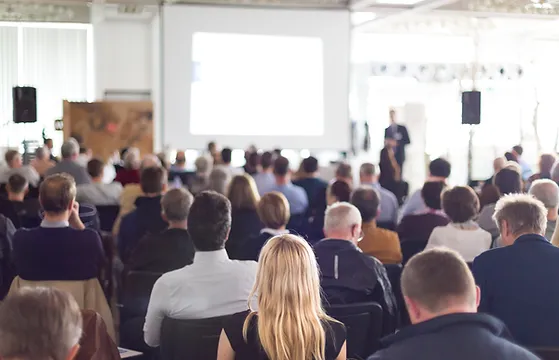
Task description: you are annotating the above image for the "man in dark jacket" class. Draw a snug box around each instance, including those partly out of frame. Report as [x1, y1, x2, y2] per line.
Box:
[368, 248, 537, 360]
[473, 193, 559, 347]
[118, 166, 168, 263]
[314, 202, 397, 334]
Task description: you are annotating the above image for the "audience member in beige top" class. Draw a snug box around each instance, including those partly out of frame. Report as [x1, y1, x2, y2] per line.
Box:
[30, 147, 55, 177]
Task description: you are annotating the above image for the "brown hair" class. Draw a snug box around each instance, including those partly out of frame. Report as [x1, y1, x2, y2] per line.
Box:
[257, 192, 290, 229]
[39, 174, 76, 214]
[140, 166, 166, 194]
[442, 186, 480, 223]
[87, 158, 105, 178]
[7, 174, 28, 194]
[4, 150, 19, 166]
[227, 174, 260, 211]
[402, 248, 476, 313]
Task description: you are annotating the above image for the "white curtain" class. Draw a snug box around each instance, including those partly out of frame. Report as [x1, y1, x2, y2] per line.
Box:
[0, 23, 91, 154]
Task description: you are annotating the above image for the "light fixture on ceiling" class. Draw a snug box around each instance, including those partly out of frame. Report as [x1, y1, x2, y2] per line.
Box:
[0, 3, 75, 21]
[374, 0, 424, 4]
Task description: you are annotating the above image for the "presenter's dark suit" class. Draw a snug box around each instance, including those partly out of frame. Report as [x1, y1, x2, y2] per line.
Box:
[384, 124, 410, 169]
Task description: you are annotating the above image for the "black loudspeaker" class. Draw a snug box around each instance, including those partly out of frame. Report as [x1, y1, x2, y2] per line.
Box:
[462, 91, 481, 125]
[13, 86, 37, 123]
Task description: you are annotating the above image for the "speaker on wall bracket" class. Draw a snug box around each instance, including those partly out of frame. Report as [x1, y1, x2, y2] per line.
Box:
[462, 90, 481, 125]
[13, 86, 37, 124]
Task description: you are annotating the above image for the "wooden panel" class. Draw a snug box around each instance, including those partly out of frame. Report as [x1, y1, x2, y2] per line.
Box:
[63, 100, 153, 161]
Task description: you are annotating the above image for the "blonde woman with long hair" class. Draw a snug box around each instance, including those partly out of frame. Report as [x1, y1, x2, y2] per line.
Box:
[217, 234, 347, 360]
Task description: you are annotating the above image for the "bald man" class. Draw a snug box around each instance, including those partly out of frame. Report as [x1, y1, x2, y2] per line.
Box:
[483, 157, 506, 189]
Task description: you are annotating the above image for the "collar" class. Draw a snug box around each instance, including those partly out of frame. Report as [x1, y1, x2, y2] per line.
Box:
[382, 313, 508, 347]
[193, 249, 229, 263]
[260, 228, 289, 236]
[41, 219, 70, 228]
[317, 238, 360, 251]
[363, 220, 377, 230]
[134, 195, 163, 207]
[514, 233, 550, 245]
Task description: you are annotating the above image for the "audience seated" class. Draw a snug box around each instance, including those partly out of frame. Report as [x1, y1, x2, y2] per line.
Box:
[217, 148, 243, 177]
[528, 153, 556, 185]
[426, 186, 491, 262]
[314, 202, 397, 332]
[0, 150, 40, 187]
[128, 188, 195, 273]
[44, 138, 58, 163]
[114, 148, 141, 186]
[397, 181, 448, 245]
[45, 139, 91, 185]
[76, 159, 122, 206]
[217, 234, 347, 360]
[327, 180, 352, 205]
[293, 156, 328, 216]
[483, 157, 506, 189]
[118, 166, 168, 263]
[478, 168, 522, 239]
[233, 192, 290, 261]
[270, 156, 308, 216]
[208, 167, 231, 195]
[30, 146, 55, 178]
[360, 163, 398, 226]
[352, 187, 402, 264]
[252, 151, 275, 196]
[0, 287, 83, 360]
[335, 162, 353, 185]
[144, 191, 257, 347]
[512, 145, 533, 181]
[243, 151, 260, 175]
[473, 194, 559, 347]
[369, 248, 538, 360]
[225, 174, 263, 258]
[400, 158, 451, 219]
[528, 179, 559, 240]
[0, 174, 41, 228]
[189, 156, 212, 195]
[13, 174, 104, 281]
[171, 150, 187, 172]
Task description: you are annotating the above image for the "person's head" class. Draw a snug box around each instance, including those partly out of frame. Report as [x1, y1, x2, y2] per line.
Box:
[552, 161, 559, 184]
[4, 150, 22, 169]
[246, 152, 260, 169]
[421, 181, 446, 210]
[479, 184, 501, 208]
[140, 154, 161, 170]
[208, 167, 230, 195]
[156, 152, 170, 171]
[44, 138, 53, 150]
[246, 234, 333, 360]
[389, 108, 396, 124]
[221, 148, 232, 165]
[0, 287, 82, 360]
[428, 158, 451, 179]
[327, 180, 351, 205]
[402, 248, 479, 325]
[504, 151, 518, 163]
[257, 192, 290, 230]
[161, 188, 193, 226]
[7, 174, 28, 197]
[494, 168, 522, 196]
[175, 150, 186, 167]
[323, 202, 362, 244]
[301, 156, 319, 175]
[442, 186, 480, 223]
[493, 157, 506, 173]
[208, 141, 217, 154]
[187, 191, 231, 251]
[359, 163, 377, 184]
[351, 186, 380, 223]
[335, 162, 353, 184]
[78, 146, 88, 156]
[35, 147, 49, 161]
[539, 153, 556, 175]
[122, 148, 141, 170]
[260, 151, 273, 171]
[273, 156, 290, 181]
[60, 139, 79, 160]
[194, 156, 212, 175]
[39, 174, 77, 216]
[227, 174, 260, 211]
[140, 166, 167, 195]
[529, 179, 559, 217]
[86, 158, 105, 181]
[493, 193, 547, 246]
[512, 145, 523, 157]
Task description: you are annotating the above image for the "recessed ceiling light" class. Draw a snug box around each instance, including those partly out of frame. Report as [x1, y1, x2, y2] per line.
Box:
[375, 0, 424, 5]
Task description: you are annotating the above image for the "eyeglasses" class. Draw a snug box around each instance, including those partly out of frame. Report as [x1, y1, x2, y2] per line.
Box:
[357, 230, 365, 243]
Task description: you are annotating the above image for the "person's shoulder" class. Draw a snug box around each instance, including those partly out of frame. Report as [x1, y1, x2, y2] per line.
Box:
[379, 186, 398, 200]
[377, 227, 399, 239]
[229, 259, 258, 272]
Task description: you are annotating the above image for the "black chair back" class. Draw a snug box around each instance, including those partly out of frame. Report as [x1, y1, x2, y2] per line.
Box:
[531, 347, 559, 360]
[96, 205, 120, 232]
[400, 240, 427, 265]
[160, 315, 229, 360]
[384, 263, 409, 327]
[120, 271, 162, 320]
[325, 302, 383, 359]
[377, 221, 396, 231]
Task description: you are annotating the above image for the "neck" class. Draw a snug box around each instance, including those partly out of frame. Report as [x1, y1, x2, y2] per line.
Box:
[325, 232, 355, 245]
[168, 220, 188, 229]
[143, 192, 161, 198]
[275, 176, 289, 186]
[262, 168, 272, 174]
[44, 211, 70, 223]
[547, 208, 558, 221]
[360, 176, 376, 184]
[427, 176, 447, 182]
[8, 193, 25, 202]
[413, 304, 476, 325]
[92, 176, 103, 183]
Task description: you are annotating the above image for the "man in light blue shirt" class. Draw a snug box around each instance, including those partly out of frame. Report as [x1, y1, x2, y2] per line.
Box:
[252, 151, 276, 195]
[512, 145, 533, 181]
[400, 158, 451, 221]
[359, 163, 398, 226]
[269, 156, 308, 215]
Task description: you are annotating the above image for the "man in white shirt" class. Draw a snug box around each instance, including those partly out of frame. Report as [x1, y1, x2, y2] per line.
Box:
[0, 150, 40, 187]
[143, 190, 257, 347]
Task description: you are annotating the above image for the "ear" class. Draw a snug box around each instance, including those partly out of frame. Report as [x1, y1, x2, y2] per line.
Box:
[162, 183, 168, 193]
[475, 285, 481, 308]
[224, 227, 231, 243]
[24, 186, 29, 195]
[68, 198, 75, 212]
[403, 296, 420, 323]
[161, 212, 168, 223]
[66, 344, 80, 360]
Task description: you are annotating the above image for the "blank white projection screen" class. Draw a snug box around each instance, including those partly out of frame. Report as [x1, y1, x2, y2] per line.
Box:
[162, 5, 351, 150]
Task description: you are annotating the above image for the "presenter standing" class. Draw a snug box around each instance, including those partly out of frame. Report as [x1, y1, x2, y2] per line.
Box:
[384, 109, 410, 176]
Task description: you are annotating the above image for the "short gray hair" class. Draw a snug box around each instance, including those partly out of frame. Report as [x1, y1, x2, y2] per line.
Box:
[60, 138, 79, 159]
[493, 193, 548, 237]
[529, 179, 559, 209]
[35, 147, 47, 160]
[195, 156, 212, 174]
[551, 162, 559, 184]
[123, 147, 141, 169]
[162, 188, 194, 222]
[324, 202, 362, 233]
[0, 287, 82, 360]
[208, 168, 230, 195]
[140, 154, 162, 170]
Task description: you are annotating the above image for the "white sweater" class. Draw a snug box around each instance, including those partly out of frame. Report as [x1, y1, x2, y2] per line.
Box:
[425, 223, 492, 262]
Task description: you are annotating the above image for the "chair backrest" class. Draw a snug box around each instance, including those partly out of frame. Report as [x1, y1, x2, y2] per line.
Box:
[325, 302, 383, 359]
[96, 205, 121, 233]
[377, 221, 396, 231]
[160, 315, 229, 360]
[400, 240, 427, 265]
[121, 271, 162, 320]
[384, 263, 409, 327]
[531, 347, 559, 360]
